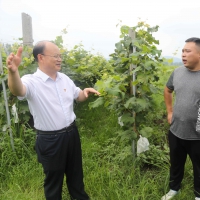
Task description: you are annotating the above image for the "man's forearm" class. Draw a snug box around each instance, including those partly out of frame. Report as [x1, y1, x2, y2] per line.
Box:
[8, 71, 25, 97]
[164, 87, 173, 113]
[76, 90, 87, 102]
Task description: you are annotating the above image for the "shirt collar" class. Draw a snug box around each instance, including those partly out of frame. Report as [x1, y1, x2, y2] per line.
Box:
[34, 68, 62, 82]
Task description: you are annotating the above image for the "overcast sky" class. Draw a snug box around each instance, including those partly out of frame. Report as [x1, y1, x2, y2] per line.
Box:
[0, 0, 200, 59]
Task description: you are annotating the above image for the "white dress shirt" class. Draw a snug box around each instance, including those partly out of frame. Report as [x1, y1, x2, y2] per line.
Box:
[18, 68, 81, 131]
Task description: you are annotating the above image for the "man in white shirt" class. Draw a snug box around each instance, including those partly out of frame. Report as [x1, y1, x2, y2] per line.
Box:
[6, 40, 100, 200]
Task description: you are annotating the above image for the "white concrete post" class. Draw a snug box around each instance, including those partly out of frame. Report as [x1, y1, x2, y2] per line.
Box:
[21, 13, 33, 46]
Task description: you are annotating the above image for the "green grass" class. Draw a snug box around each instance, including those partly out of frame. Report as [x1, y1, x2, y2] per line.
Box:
[0, 98, 196, 200]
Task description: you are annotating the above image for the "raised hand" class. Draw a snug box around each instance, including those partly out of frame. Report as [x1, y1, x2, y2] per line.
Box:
[6, 47, 23, 73]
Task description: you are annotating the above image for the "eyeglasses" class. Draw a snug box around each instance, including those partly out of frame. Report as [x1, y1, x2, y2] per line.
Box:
[40, 54, 63, 59]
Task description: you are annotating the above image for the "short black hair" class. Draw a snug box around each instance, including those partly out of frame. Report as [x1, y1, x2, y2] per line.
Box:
[185, 37, 200, 49]
[33, 40, 53, 62]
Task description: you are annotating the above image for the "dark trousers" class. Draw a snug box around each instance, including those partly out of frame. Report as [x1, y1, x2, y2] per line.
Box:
[35, 124, 89, 200]
[168, 130, 200, 197]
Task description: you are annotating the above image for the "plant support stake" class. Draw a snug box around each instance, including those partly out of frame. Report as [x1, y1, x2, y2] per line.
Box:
[0, 48, 15, 151]
[129, 28, 136, 159]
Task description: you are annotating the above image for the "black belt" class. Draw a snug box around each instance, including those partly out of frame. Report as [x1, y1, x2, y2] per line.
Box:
[37, 121, 76, 134]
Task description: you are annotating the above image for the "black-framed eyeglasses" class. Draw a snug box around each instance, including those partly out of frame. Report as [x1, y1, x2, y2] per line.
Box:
[40, 54, 63, 59]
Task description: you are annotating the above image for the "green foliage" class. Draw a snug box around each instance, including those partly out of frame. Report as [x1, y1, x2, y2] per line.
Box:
[61, 43, 113, 88]
[0, 124, 36, 186]
[136, 144, 170, 169]
[90, 21, 165, 140]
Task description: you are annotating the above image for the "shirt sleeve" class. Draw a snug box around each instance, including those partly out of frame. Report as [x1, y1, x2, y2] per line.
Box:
[17, 75, 33, 100]
[72, 82, 81, 99]
[166, 71, 174, 91]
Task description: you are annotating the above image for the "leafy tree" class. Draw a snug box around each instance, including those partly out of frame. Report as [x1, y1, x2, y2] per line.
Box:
[89, 21, 165, 140]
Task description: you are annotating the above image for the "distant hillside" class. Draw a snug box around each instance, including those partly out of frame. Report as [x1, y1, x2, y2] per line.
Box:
[163, 56, 182, 63]
[162, 56, 182, 66]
